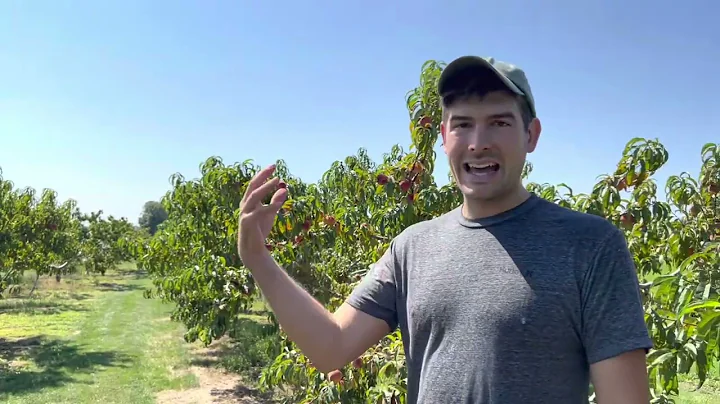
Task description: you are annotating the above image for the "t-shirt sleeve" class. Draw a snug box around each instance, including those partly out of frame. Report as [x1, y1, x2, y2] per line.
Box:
[345, 242, 399, 331]
[581, 226, 654, 365]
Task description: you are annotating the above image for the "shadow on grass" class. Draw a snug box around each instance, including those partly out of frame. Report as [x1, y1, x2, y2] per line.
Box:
[115, 269, 148, 279]
[66, 292, 94, 301]
[210, 383, 278, 403]
[186, 317, 281, 403]
[243, 308, 270, 317]
[0, 299, 89, 316]
[0, 336, 132, 396]
[94, 282, 145, 292]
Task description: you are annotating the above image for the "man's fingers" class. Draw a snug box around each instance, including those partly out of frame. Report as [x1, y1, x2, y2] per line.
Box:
[243, 177, 281, 213]
[238, 187, 287, 247]
[263, 187, 288, 214]
[241, 165, 276, 205]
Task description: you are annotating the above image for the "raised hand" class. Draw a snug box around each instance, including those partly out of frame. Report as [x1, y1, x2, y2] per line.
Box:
[237, 164, 288, 268]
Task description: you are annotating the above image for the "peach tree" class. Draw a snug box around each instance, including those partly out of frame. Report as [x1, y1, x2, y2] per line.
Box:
[0, 170, 83, 296]
[526, 139, 720, 403]
[0, 168, 140, 296]
[135, 61, 719, 404]
[76, 211, 137, 276]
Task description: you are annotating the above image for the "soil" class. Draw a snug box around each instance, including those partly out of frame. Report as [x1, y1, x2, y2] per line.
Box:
[155, 338, 277, 404]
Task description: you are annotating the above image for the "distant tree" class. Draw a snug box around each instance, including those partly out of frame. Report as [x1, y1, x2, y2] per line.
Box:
[138, 201, 167, 235]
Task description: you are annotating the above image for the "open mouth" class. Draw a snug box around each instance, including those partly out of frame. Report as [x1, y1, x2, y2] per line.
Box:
[463, 162, 500, 182]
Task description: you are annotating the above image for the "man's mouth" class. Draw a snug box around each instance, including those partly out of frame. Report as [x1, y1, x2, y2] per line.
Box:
[461, 161, 501, 184]
[464, 162, 500, 176]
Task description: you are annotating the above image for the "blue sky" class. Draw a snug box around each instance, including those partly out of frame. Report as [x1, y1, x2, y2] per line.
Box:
[1, 1, 718, 223]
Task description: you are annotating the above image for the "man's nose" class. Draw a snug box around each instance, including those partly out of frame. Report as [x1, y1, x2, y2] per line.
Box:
[468, 128, 492, 152]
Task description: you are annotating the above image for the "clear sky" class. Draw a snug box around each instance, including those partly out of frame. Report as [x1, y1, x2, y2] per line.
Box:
[1, 1, 718, 223]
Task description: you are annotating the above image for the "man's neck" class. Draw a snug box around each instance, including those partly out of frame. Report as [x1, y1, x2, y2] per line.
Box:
[461, 186, 531, 220]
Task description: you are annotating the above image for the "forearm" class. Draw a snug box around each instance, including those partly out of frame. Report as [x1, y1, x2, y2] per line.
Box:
[248, 253, 342, 371]
[591, 349, 650, 404]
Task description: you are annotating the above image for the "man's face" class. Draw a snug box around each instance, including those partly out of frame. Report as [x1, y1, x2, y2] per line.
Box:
[441, 91, 541, 203]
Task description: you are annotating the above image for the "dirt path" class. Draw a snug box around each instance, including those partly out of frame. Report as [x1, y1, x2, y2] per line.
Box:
[0, 270, 279, 404]
[156, 338, 276, 404]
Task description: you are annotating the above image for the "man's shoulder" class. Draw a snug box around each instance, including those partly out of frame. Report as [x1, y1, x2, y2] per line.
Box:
[531, 196, 620, 243]
[391, 207, 459, 247]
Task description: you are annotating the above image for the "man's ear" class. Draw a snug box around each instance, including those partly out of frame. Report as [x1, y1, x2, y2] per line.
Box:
[440, 121, 447, 150]
[526, 118, 542, 154]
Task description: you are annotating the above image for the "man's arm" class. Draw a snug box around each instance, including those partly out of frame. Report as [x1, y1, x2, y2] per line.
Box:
[591, 349, 650, 403]
[581, 225, 653, 404]
[237, 166, 394, 372]
[249, 253, 391, 372]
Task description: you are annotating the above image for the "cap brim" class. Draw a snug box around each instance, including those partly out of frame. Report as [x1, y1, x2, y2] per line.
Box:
[438, 56, 524, 97]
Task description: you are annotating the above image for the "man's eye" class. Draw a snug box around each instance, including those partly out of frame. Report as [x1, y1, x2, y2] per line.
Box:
[453, 122, 471, 129]
[492, 121, 511, 127]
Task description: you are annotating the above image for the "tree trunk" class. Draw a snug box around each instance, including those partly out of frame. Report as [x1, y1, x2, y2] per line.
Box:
[28, 272, 40, 297]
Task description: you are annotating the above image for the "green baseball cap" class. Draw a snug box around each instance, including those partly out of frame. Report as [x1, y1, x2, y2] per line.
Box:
[438, 56, 536, 118]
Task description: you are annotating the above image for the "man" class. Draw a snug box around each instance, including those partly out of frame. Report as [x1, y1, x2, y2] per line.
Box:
[237, 56, 653, 403]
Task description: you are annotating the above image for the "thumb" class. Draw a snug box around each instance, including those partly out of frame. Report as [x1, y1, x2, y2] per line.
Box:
[263, 187, 288, 214]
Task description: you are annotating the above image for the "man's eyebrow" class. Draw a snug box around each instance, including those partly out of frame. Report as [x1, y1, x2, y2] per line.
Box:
[448, 115, 474, 122]
[449, 112, 517, 122]
[487, 112, 516, 121]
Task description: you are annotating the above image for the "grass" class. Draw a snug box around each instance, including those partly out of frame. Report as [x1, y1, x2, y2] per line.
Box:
[0, 264, 716, 403]
[638, 273, 720, 403]
[0, 263, 197, 404]
[676, 368, 720, 403]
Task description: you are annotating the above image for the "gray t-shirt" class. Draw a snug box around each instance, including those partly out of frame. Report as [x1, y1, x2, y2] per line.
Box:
[346, 194, 653, 404]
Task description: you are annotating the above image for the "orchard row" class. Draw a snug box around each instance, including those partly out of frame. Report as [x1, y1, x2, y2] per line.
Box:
[2, 59, 718, 404]
[137, 59, 720, 404]
[0, 173, 145, 296]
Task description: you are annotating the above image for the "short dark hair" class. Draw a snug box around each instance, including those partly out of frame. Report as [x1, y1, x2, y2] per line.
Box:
[441, 78, 533, 130]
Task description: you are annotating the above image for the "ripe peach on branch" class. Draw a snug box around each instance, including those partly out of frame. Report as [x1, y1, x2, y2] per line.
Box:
[620, 212, 635, 230]
[324, 215, 336, 226]
[616, 177, 627, 191]
[327, 369, 343, 383]
[410, 161, 425, 175]
[302, 219, 312, 231]
[709, 182, 719, 194]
